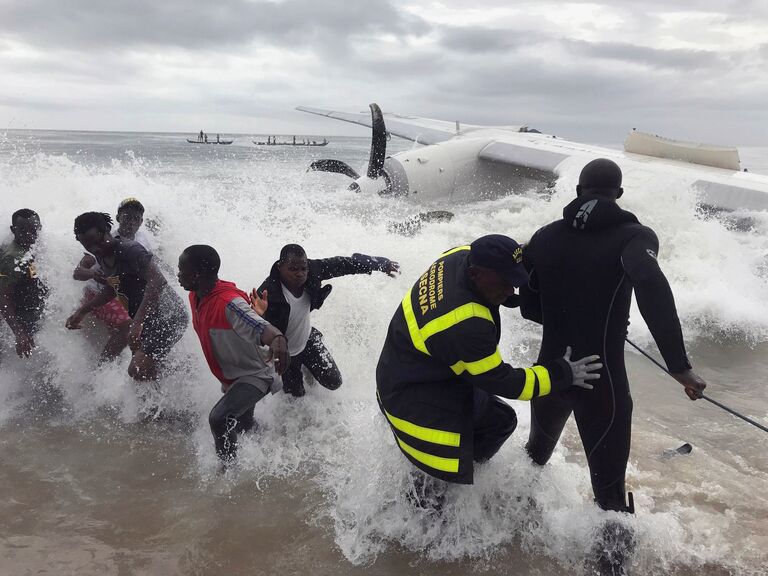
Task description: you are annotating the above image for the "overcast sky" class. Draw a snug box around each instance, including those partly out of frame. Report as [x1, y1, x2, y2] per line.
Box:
[1, 0, 766, 144]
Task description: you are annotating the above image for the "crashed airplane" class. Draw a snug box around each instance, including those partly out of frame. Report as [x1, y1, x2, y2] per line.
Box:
[299, 103, 768, 213]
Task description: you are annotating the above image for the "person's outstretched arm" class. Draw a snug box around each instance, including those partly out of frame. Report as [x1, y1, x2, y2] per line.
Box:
[316, 253, 399, 281]
[426, 318, 600, 400]
[623, 228, 706, 400]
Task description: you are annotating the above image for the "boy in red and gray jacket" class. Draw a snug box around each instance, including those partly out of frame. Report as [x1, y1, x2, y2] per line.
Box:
[178, 245, 289, 463]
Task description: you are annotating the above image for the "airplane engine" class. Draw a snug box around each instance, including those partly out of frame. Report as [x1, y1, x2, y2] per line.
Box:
[309, 103, 556, 203]
[381, 138, 494, 201]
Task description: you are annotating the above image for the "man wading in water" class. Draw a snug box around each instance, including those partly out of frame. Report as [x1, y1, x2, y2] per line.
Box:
[519, 158, 707, 575]
[178, 245, 289, 465]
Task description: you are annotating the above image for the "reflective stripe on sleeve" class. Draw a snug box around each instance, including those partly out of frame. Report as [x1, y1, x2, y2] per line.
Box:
[532, 365, 552, 396]
[450, 349, 503, 376]
[383, 409, 461, 447]
[519, 367, 536, 400]
[396, 437, 460, 473]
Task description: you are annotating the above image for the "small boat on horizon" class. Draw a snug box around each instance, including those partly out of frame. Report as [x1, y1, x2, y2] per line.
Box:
[254, 136, 328, 147]
[187, 139, 234, 145]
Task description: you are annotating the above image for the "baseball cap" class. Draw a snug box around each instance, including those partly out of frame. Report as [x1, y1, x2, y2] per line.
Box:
[470, 234, 529, 287]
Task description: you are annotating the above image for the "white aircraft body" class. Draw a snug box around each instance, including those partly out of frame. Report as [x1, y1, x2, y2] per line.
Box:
[299, 104, 768, 213]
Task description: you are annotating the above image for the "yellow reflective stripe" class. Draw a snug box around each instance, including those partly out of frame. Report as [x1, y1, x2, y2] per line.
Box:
[519, 368, 536, 400]
[420, 302, 493, 341]
[401, 288, 429, 355]
[450, 349, 503, 376]
[532, 365, 551, 396]
[383, 409, 461, 447]
[440, 245, 471, 257]
[396, 437, 459, 473]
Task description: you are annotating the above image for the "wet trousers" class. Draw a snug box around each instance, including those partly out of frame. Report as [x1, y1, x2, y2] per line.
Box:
[282, 327, 342, 397]
[473, 389, 518, 463]
[209, 381, 266, 462]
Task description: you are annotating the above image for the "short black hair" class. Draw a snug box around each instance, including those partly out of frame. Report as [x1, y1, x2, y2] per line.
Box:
[11, 209, 40, 226]
[182, 245, 221, 276]
[279, 244, 306, 262]
[74, 212, 113, 238]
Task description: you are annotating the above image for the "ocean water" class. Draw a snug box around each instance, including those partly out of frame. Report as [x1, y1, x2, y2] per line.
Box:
[0, 130, 766, 575]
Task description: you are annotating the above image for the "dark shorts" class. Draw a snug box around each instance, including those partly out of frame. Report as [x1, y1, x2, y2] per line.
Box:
[140, 298, 189, 360]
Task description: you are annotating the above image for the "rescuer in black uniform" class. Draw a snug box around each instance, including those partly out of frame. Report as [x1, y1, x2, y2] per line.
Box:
[376, 235, 603, 485]
[519, 159, 707, 573]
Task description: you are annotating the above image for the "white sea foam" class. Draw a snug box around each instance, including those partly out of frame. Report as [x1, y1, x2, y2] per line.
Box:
[0, 135, 766, 574]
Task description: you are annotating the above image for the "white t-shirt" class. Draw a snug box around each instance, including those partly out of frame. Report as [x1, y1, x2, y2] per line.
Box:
[281, 283, 312, 356]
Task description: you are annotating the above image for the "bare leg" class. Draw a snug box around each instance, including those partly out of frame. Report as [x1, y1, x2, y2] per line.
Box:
[100, 321, 130, 362]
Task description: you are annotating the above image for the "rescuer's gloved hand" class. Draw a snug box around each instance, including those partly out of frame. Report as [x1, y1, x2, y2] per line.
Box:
[561, 346, 602, 390]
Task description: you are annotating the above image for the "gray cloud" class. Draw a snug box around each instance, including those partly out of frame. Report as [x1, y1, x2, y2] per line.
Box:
[439, 27, 544, 54]
[0, 0, 767, 144]
[0, 0, 428, 51]
[567, 40, 727, 71]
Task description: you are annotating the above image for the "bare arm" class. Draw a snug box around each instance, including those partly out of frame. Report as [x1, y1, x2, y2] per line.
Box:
[66, 284, 116, 329]
[73, 253, 98, 281]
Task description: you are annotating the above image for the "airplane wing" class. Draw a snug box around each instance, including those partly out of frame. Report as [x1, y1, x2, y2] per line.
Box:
[476, 131, 768, 212]
[298, 105, 768, 212]
[297, 106, 526, 146]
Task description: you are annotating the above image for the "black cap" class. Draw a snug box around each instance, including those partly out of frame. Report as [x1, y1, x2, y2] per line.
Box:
[470, 234, 529, 287]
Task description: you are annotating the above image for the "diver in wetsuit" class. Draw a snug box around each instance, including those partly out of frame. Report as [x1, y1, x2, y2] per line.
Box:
[519, 158, 707, 573]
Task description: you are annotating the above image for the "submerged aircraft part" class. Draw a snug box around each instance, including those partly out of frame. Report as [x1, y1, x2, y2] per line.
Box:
[300, 103, 768, 212]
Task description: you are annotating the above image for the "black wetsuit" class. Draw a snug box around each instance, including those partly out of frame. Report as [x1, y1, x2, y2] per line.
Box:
[519, 195, 690, 512]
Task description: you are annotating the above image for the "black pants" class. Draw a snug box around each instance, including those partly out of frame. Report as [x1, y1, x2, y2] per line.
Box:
[209, 381, 266, 462]
[525, 375, 633, 512]
[282, 327, 342, 397]
[473, 389, 518, 463]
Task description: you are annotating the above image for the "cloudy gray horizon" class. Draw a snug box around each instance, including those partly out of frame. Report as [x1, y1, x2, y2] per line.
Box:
[1, 0, 767, 144]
